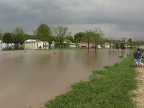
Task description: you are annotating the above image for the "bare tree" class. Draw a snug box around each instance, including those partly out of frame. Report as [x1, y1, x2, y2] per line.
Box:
[91, 28, 103, 52]
[82, 30, 93, 52]
[54, 26, 68, 47]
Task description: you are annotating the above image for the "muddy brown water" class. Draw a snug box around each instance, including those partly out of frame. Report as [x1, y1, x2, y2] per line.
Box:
[0, 49, 132, 108]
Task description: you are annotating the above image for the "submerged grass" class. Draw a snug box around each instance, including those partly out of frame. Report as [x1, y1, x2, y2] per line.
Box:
[45, 52, 138, 108]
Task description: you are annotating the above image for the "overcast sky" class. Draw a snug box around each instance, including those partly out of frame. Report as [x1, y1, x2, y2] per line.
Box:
[0, 0, 144, 40]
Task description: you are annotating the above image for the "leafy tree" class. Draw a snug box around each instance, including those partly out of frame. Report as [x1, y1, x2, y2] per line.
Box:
[75, 38, 80, 48]
[36, 24, 50, 40]
[128, 38, 132, 48]
[82, 30, 93, 51]
[65, 32, 75, 47]
[0, 30, 3, 40]
[66, 39, 71, 47]
[120, 43, 124, 49]
[104, 38, 110, 43]
[32, 29, 38, 39]
[115, 42, 120, 49]
[81, 28, 104, 52]
[36, 24, 51, 49]
[132, 41, 136, 47]
[50, 26, 55, 38]
[24, 34, 31, 40]
[74, 32, 85, 43]
[135, 40, 141, 46]
[54, 26, 68, 47]
[0, 35, 2, 40]
[65, 36, 74, 43]
[13, 27, 25, 49]
[91, 28, 103, 52]
[50, 26, 57, 47]
[2, 32, 12, 47]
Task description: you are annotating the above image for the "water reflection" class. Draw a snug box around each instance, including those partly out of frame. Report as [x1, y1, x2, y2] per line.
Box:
[120, 49, 125, 57]
[0, 49, 132, 108]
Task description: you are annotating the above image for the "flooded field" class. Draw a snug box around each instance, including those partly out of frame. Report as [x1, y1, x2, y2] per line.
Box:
[0, 49, 132, 108]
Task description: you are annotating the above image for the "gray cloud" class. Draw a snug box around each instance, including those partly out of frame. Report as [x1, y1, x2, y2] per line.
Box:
[0, 0, 144, 40]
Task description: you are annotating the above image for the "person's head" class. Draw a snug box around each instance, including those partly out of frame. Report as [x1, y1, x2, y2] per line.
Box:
[138, 48, 140, 51]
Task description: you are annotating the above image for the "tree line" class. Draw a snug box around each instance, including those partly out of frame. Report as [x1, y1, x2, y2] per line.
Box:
[1, 23, 143, 50]
[0, 24, 104, 50]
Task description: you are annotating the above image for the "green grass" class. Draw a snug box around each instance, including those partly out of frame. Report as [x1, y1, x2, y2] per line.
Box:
[45, 52, 138, 108]
[119, 56, 124, 58]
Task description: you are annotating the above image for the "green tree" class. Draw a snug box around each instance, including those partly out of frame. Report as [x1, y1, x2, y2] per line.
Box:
[54, 26, 68, 47]
[50, 26, 57, 48]
[13, 27, 25, 49]
[36, 24, 51, 49]
[32, 29, 38, 39]
[74, 32, 85, 43]
[65, 32, 74, 47]
[91, 28, 103, 52]
[115, 42, 120, 49]
[24, 34, 31, 40]
[104, 38, 110, 43]
[2, 32, 12, 48]
[120, 43, 124, 49]
[53, 36, 60, 47]
[135, 40, 141, 46]
[82, 30, 93, 51]
[65, 36, 74, 43]
[0, 30, 3, 40]
[128, 38, 132, 48]
[132, 41, 136, 47]
[75, 38, 80, 48]
[65, 32, 73, 47]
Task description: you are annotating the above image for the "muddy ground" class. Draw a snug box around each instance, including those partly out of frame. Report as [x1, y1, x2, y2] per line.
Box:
[133, 65, 144, 108]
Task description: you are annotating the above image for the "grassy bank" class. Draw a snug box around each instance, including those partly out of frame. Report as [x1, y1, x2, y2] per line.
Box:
[45, 52, 137, 108]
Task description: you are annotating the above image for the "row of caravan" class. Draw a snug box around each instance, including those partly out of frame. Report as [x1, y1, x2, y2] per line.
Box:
[0, 39, 111, 50]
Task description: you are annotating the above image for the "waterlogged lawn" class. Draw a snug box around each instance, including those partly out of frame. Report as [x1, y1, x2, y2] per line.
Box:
[45, 52, 137, 108]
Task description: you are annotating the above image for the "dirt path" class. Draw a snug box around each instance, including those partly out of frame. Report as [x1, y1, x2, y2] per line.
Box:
[133, 67, 144, 108]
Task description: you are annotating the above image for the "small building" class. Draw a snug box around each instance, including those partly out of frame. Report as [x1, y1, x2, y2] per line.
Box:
[80, 41, 93, 48]
[97, 44, 102, 48]
[105, 45, 110, 48]
[0, 40, 6, 50]
[69, 43, 80, 48]
[104, 42, 110, 48]
[0, 40, 14, 50]
[80, 41, 102, 48]
[24, 39, 49, 50]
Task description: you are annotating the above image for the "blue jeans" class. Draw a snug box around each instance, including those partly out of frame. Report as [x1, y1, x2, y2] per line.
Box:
[135, 59, 143, 66]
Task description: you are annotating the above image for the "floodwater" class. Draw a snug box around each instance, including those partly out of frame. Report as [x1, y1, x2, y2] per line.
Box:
[0, 49, 132, 108]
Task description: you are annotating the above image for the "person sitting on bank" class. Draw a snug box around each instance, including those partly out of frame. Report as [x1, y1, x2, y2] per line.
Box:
[134, 48, 143, 67]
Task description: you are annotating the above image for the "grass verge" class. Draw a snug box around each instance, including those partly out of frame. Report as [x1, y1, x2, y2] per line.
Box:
[45, 52, 137, 108]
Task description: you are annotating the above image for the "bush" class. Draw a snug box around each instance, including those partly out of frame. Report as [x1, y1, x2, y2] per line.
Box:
[8, 46, 13, 50]
[39, 46, 42, 49]
[115, 43, 119, 49]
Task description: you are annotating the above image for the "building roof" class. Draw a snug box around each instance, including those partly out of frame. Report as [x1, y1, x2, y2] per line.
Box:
[25, 39, 37, 43]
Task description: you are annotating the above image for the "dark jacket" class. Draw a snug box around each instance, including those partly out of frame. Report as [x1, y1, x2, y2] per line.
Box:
[134, 51, 142, 59]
